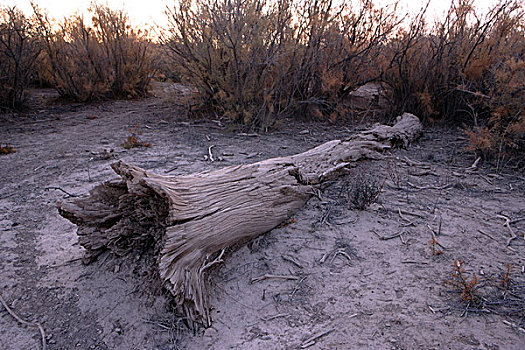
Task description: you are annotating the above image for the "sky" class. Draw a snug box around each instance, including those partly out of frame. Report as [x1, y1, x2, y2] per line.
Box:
[2, 0, 505, 29]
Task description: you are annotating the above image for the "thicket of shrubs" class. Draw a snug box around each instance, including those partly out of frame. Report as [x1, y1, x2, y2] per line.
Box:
[0, 0, 523, 168]
[383, 0, 525, 169]
[0, 7, 41, 110]
[163, 0, 524, 168]
[164, 0, 400, 129]
[0, 2, 157, 108]
[32, 3, 157, 101]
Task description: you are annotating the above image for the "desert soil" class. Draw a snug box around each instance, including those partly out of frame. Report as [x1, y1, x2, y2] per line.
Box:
[1, 86, 524, 350]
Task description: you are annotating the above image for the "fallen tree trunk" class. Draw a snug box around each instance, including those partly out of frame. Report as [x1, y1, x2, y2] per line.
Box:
[58, 113, 422, 327]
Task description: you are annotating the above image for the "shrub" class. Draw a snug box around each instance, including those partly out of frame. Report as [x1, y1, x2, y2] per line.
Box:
[380, 0, 525, 168]
[347, 173, 383, 210]
[445, 260, 483, 307]
[32, 2, 157, 102]
[163, 0, 399, 130]
[121, 124, 151, 149]
[0, 7, 41, 110]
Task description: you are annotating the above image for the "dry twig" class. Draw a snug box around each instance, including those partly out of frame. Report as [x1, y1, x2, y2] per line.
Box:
[407, 182, 453, 191]
[260, 313, 289, 322]
[502, 320, 525, 334]
[0, 293, 47, 350]
[45, 186, 78, 198]
[282, 254, 304, 269]
[251, 274, 300, 284]
[402, 260, 429, 265]
[427, 224, 447, 250]
[208, 145, 215, 162]
[371, 228, 406, 241]
[199, 248, 225, 274]
[477, 229, 497, 241]
[496, 215, 518, 246]
[467, 157, 481, 170]
[290, 277, 308, 299]
[301, 328, 334, 348]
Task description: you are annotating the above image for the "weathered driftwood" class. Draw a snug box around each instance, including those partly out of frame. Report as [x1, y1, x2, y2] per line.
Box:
[57, 113, 422, 327]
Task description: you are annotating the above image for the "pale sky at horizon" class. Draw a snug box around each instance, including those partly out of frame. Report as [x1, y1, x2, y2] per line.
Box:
[2, 0, 505, 29]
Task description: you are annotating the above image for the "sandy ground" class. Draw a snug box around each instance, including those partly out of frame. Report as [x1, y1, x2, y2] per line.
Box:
[1, 88, 524, 349]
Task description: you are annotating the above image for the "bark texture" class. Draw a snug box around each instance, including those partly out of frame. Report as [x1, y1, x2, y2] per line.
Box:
[57, 113, 422, 327]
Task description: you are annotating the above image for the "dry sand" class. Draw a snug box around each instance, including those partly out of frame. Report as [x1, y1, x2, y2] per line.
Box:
[1, 89, 524, 349]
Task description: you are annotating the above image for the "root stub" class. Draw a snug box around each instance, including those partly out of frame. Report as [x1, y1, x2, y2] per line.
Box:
[57, 113, 422, 327]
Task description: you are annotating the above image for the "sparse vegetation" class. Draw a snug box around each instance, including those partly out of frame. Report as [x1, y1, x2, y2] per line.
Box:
[445, 259, 482, 307]
[445, 260, 525, 325]
[0, 0, 522, 168]
[381, 0, 525, 169]
[500, 262, 513, 290]
[121, 124, 151, 149]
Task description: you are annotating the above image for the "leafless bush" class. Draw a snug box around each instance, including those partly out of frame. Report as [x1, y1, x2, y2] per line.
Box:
[381, 0, 524, 168]
[32, 2, 157, 102]
[163, 0, 400, 130]
[0, 7, 41, 110]
[347, 173, 384, 210]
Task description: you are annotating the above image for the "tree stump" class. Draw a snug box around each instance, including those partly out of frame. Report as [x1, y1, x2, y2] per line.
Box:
[58, 113, 422, 327]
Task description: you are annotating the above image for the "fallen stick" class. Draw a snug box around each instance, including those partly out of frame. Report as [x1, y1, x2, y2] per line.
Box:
[396, 208, 425, 219]
[282, 254, 304, 269]
[468, 157, 481, 170]
[408, 169, 438, 177]
[398, 208, 415, 226]
[260, 313, 289, 322]
[477, 229, 498, 241]
[407, 182, 453, 191]
[251, 274, 300, 284]
[427, 224, 447, 250]
[290, 277, 308, 299]
[402, 156, 431, 168]
[402, 260, 429, 265]
[379, 229, 406, 241]
[45, 186, 78, 198]
[510, 217, 525, 225]
[0, 293, 47, 350]
[496, 215, 518, 246]
[301, 328, 334, 348]
[503, 320, 525, 334]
